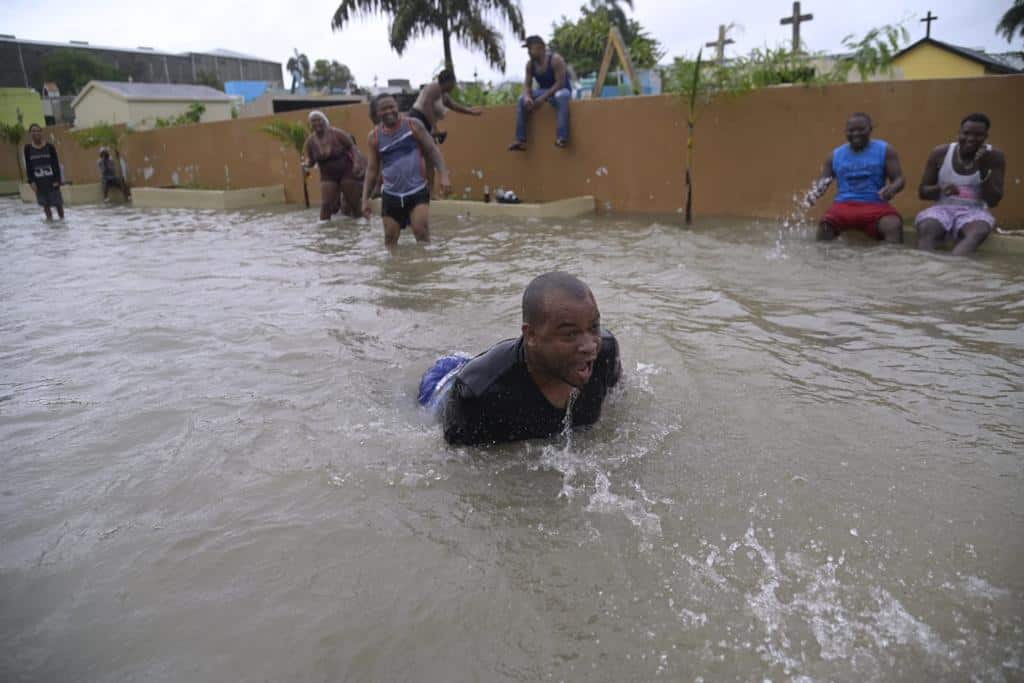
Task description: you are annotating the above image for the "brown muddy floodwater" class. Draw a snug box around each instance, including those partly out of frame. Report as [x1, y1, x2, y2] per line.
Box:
[1, 197, 1022, 682]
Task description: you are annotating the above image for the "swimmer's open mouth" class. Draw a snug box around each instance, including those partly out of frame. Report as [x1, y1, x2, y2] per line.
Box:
[573, 360, 594, 382]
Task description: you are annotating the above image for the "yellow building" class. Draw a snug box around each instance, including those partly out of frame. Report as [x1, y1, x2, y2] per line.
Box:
[71, 81, 235, 130]
[0, 87, 45, 127]
[892, 38, 1021, 80]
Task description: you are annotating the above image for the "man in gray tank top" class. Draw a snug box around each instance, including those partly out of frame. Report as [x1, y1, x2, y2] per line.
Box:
[914, 113, 1006, 256]
[361, 94, 451, 246]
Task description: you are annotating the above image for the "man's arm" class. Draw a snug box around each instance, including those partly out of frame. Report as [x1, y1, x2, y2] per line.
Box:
[534, 55, 567, 105]
[442, 382, 486, 445]
[602, 331, 622, 389]
[878, 145, 905, 201]
[803, 154, 835, 207]
[49, 144, 63, 185]
[24, 146, 35, 188]
[408, 118, 450, 195]
[917, 145, 948, 201]
[441, 93, 482, 116]
[978, 148, 1006, 208]
[361, 129, 380, 217]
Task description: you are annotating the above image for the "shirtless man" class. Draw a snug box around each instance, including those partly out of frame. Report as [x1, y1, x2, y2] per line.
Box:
[361, 94, 451, 246]
[409, 69, 482, 145]
[914, 113, 1006, 256]
[409, 70, 480, 195]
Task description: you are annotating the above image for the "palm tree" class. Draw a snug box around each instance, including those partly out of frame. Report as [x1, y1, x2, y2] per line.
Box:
[0, 122, 26, 182]
[261, 119, 311, 208]
[996, 0, 1024, 43]
[286, 50, 311, 93]
[590, 0, 634, 43]
[331, 0, 526, 75]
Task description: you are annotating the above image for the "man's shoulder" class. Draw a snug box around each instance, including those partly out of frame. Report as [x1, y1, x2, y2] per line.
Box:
[453, 337, 521, 397]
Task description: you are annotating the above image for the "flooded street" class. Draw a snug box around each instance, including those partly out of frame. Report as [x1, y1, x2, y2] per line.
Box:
[1, 197, 1022, 682]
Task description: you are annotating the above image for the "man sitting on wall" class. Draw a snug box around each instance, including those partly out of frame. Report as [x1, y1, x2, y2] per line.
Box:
[805, 112, 905, 243]
[508, 35, 572, 151]
[913, 113, 1006, 256]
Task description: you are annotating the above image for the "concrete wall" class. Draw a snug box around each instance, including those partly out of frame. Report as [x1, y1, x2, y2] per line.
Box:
[893, 44, 986, 80]
[1, 75, 1021, 227]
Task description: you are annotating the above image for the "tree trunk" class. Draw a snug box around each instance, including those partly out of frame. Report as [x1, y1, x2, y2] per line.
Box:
[684, 119, 694, 225]
[14, 149, 24, 182]
[442, 28, 454, 75]
[301, 169, 309, 208]
[114, 150, 130, 193]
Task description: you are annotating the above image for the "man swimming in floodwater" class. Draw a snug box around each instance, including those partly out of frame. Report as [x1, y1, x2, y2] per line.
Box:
[805, 112, 905, 243]
[424, 272, 621, 446]
[913, 113, 1006, 256]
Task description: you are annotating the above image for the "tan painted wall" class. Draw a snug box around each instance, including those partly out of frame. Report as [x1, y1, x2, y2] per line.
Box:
[73, 89, 131, 128]
[3, 75, 1022, 227]
[74, 89, 234, 130]
[892, 44, 986, 80]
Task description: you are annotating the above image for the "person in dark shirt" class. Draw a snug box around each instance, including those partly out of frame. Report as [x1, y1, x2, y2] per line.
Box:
[439, 272, 621, 446]
[97, 148, 131, 202]
[23, 123, 64, 220]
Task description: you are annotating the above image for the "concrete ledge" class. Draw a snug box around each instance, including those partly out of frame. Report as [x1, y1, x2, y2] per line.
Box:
[901, 224, 1024, 256]
[18, 182, 127, 205]
[0, 180, 21, 195]
[132, 185, 286, 210]
[370, 195, 596, 219]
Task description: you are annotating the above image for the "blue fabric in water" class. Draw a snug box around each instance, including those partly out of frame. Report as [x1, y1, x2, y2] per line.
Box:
[418, 354, 471, 414]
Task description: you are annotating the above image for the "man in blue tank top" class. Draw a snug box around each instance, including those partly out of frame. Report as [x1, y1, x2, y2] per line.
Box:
[361, 94, 451, 246]
[805, 113, 905, 243]
[508, 35, 572, 151]
[913, 113, 1006, 256]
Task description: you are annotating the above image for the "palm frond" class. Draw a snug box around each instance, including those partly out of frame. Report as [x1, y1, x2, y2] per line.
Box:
[260, 120, 307, 155]
[996, 0, 1024, 42]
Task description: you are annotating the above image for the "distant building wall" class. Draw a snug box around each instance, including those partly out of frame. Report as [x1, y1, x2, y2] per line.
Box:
[72, 88, 129, 127]
[0, 87, 45, 127]
[0, 38, 283, 91]
[3, 75, 1022, 227]
[893, 44, 986, 80]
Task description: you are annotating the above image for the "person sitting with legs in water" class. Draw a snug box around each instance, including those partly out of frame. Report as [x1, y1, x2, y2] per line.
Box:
[419, 272, 622, 446]
[23, 123, 64, 221]
[913, 113, 1006, 256]
[805, 112, 905, 243]
[302, 110, 365, 220]
[361, 94, 451, 246]
[97, 148, 130, 202]
[508, 35, 572, 151]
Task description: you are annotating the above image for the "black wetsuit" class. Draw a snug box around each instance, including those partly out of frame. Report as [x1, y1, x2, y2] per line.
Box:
[442, 329, 621, 446]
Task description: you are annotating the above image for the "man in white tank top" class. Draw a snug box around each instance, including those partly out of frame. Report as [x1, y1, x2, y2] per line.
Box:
[914, 113, 1006, 256]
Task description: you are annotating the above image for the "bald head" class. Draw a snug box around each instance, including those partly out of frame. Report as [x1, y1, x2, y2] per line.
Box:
[522, 272, 593, 326]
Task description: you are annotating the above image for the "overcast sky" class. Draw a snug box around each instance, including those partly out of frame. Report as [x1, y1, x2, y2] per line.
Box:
[3, 0, 1016, 87]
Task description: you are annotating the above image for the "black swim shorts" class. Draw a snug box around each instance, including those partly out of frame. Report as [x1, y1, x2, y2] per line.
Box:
[408, 108, 432, 133]
[381, 187, 430, 229]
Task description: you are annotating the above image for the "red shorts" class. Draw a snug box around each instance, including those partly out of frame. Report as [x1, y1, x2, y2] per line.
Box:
[822, 201, 901, 239]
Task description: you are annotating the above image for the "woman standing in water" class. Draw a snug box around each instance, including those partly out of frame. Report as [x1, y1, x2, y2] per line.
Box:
[302, 111, 365, 220]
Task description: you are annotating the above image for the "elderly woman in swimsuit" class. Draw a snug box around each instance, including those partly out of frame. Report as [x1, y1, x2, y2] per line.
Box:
[302, 110, 366, 220]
